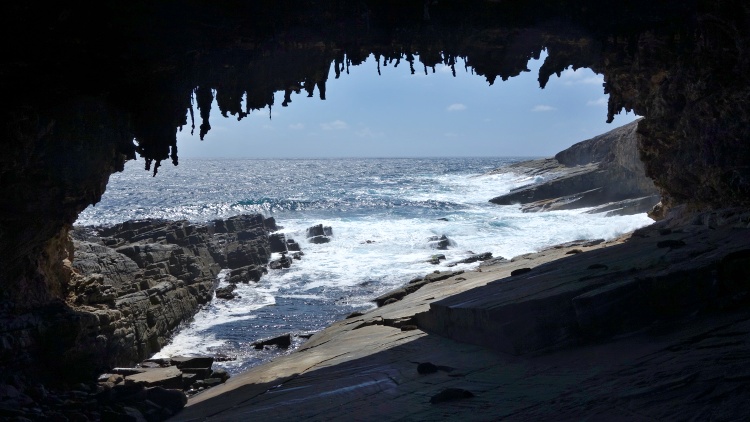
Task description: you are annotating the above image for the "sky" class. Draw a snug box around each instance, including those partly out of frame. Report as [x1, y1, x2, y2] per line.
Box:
[176, 51, 639, 158]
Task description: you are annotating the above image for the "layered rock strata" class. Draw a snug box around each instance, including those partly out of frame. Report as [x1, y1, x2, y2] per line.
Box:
[490, 119, 660, 215]
[0, 214, 280, 385]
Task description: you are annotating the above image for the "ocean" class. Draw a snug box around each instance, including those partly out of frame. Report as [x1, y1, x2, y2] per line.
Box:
[76, 157, 653, 374]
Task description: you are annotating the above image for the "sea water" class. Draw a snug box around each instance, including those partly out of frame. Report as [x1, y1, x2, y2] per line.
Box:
[77, 157, 653, 373]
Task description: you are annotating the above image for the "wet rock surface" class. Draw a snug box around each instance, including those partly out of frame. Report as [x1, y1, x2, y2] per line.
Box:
[490, 119, 660, 215]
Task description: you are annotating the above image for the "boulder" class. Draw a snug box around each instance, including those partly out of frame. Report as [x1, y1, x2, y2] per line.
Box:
[252, 334, 292, 350]
[215, 285, 237, 300]
[427, 235, 454, 250]
[227, 265, 266, 283]
[305, 224, 333, 244]
[269, 233, 287, 253]
[308, 235, 331, 244]
[427, 254, 446, 265]
[287, 239, 301, 251]
[269, 255, 293, 270]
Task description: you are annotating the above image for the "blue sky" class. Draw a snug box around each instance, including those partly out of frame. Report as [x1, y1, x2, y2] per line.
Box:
[177, 51, 639, 158]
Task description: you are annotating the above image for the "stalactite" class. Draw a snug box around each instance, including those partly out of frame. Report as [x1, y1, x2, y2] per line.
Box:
[195, 86, 214, 140]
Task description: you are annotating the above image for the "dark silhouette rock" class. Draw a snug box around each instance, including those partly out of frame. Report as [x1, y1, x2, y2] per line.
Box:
[269, 233, 288, 253]
[252, 334, 292, 350]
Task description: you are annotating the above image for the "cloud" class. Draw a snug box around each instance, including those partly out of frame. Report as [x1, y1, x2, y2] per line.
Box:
[443, 132, 461, 138]
[320, 120, 348, 130]
[289, 123, 305, 130]
[446, 103, 467, 112]
[356, 127, 384, 138]
[560, 68, 604, 86]
[587, 97, 608, 107]
[531, 105, 557, 112]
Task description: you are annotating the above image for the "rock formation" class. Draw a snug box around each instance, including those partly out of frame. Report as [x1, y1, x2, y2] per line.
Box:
[306, 224, 333, 244]
[490, 119, 660, 215]
[2, 1, 750, 414]
[0, 214, 277, 387]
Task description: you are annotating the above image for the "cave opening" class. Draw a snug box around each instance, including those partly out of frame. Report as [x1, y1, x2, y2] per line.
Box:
[169, 51, 639, 161]
[2, 4, 750, 417]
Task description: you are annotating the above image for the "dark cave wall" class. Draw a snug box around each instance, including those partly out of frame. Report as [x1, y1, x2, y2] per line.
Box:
[1, 0, 750, 381]
[1, 99, 133, 307]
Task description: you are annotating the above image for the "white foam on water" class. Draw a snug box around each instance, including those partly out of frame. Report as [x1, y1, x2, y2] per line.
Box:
[153, 271, 276, 358]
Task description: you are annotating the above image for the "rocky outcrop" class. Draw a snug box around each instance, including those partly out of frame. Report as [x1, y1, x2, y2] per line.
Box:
[0, 214, 277, 386]
[489, 119, 660, 216]
[306, 224, 333, 244]
[427, 235, 455, 250]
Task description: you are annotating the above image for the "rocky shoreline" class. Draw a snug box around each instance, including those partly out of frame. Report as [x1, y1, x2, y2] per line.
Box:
[173, 208, 750, 421]
[0, 214, 311, 421]
[489, 119, 661, 216]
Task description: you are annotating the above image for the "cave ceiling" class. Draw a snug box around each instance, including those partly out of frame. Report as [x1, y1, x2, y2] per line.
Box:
[2, 1, 750, 304]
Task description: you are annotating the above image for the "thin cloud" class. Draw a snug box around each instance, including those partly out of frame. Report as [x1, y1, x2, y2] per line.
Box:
[447, 103, 467, 112]
[356, 127, 384, 138]
[560, 68, 604, 86]
[443, 132, 461, 138]
[289, 123, 305, 130]
[531, 105, 557, 112]
[320, 120, 348, 130]
[587, 97, 608, 107]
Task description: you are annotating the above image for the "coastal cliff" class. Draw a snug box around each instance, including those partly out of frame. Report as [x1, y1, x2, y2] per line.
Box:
[489, 119, 661, 215]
